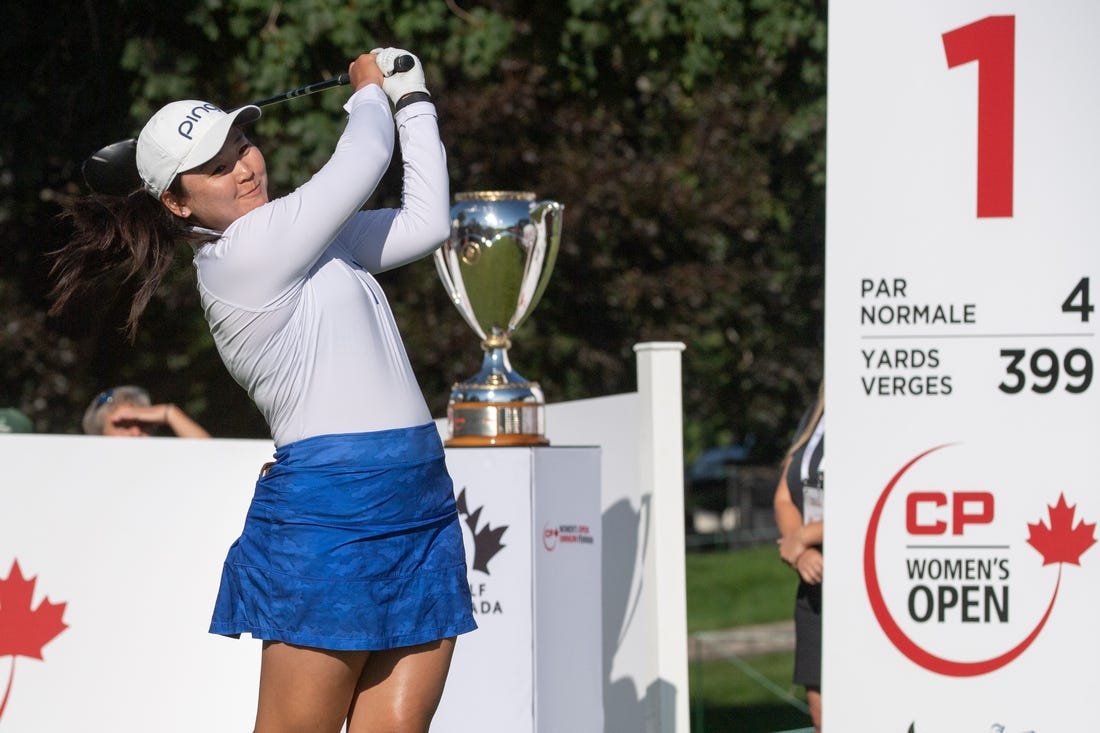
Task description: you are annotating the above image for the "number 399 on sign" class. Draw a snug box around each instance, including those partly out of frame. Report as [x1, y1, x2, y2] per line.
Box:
[998, 348, 1092, 394]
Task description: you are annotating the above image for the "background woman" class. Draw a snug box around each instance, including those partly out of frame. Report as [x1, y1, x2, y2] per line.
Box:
[773, 382, 825, 732]
[82, 384, 210, 437]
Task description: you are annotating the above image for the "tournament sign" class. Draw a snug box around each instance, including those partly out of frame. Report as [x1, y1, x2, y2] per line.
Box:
[825, 3, 1100, 731]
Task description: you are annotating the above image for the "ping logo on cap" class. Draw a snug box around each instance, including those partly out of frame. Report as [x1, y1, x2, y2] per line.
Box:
[177, 103, 223, 141]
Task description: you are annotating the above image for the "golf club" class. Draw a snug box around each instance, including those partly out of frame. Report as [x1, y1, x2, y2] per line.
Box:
[82, 55, 414, 196]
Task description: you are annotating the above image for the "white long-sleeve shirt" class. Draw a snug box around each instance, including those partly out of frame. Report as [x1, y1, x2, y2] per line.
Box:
[193, 85, 450, 447]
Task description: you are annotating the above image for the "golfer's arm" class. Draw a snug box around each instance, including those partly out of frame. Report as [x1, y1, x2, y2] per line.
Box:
[342, 101, 450, 273]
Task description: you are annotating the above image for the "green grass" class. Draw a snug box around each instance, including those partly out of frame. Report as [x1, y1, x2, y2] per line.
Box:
[686, 544, 799, 631]
[686, 546, 813, 733]
[691, 655, 811, 733]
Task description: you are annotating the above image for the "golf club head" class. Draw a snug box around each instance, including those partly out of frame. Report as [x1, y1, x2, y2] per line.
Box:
[82, 138, 141, 196]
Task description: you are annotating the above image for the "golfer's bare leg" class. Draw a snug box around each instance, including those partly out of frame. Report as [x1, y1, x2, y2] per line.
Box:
[346, 637, 456, 733]
[254, 641, 369, 733]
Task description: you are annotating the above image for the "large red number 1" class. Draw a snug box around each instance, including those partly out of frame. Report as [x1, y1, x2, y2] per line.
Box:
[942, 15, 1015, 218]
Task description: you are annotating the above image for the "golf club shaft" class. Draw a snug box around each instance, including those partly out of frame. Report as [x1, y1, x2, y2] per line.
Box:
[247, 55, 413, 108]
[247, 73, 351, 109]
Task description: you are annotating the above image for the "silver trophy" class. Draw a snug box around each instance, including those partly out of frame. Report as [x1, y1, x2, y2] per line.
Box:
[434, 191, 564, 446]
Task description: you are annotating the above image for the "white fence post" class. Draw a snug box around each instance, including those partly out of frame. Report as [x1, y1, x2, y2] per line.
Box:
[634, 341, 689, 733]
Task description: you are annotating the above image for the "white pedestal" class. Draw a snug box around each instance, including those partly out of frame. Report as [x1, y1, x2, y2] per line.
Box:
[433, 446, 604, 733]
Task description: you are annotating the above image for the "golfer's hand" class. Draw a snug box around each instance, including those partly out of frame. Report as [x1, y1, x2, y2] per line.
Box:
[349, 53, 385, 93]
[371, 47, 429, 108]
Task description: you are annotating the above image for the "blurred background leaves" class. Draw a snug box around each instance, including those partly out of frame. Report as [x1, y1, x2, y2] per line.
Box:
[0, 0, 825, 462]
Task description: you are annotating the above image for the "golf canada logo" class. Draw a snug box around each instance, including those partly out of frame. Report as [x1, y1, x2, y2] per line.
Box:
[865, 444, 1096, 677]
[455, 487, 508, 616]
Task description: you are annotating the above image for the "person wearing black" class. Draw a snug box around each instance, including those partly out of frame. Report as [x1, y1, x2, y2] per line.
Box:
[774, 383, 825, 732]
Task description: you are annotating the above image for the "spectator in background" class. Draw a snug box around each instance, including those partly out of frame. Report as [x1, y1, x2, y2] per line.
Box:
[0, 408, 33, 434]
[773, 382, 824, 732]
[83, 385, 210, 438]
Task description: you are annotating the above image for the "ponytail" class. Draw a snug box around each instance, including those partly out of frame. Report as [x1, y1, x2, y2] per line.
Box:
[49, 187, 212, 340]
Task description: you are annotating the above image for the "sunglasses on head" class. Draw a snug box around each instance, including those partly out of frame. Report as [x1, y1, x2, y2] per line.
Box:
[94, 389, 115, 407]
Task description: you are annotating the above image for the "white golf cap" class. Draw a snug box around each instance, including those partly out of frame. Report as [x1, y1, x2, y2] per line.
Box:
[136, 100, 261, 199]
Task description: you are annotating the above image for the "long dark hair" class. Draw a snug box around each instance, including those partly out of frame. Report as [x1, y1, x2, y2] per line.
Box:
[48, 185, 213, 340]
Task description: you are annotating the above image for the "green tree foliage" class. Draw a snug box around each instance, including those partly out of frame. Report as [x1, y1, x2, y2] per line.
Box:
[1, 0, 824, 460]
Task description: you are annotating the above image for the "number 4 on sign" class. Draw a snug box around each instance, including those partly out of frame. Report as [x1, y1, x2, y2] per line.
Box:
[943, 15, 1015, 218]
[1062, 277, 1094, 322]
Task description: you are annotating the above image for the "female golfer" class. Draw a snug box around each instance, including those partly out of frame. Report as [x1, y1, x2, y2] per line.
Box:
[50, 49, 475, 732]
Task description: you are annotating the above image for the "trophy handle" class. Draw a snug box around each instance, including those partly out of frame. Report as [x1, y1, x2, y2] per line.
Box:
[509, 200, 563, 334]
[433, 244, 488, 341]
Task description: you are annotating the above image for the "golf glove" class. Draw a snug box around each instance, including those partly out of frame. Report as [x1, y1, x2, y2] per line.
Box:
[371, 47, 430, 109]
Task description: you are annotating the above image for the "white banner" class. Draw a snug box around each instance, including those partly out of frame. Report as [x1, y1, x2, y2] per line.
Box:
[0, 435, 272, 731]
[0, 436, 601, 732]
[826, 2, 1100, 731]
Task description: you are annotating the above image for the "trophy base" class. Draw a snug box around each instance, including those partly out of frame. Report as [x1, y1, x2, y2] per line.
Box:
[445, 434, 550, 447]
[445, 400, 549, 448]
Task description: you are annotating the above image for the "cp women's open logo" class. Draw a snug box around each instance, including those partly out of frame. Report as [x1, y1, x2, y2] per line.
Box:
[864, 444, 1096, 677]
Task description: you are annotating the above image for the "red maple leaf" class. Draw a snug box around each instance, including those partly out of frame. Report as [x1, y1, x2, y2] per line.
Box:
[1027, 494, 1097, 566]
[0, 560, 68, 660]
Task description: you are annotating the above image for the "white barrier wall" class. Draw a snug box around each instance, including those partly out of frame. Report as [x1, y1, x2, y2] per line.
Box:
[0, 436, 271, 730]
[0, 341, 688, 733]
[543, 342, 689, 733]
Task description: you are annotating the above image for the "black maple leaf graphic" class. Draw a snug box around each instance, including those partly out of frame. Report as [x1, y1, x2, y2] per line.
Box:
[456, 488, 507, 574]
